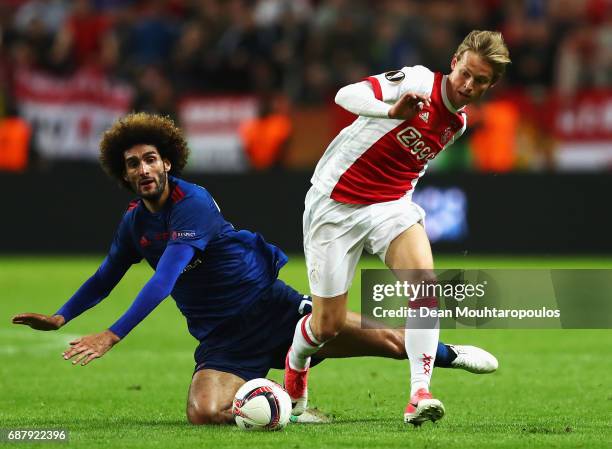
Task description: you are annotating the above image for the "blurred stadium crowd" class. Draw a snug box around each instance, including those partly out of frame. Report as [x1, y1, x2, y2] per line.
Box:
[0, 0, 611, 172]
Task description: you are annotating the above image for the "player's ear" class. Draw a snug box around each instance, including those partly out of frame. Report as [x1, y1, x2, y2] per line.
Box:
[489, 74, 499, 89]
[484, 76, 498, 92]
[450, 56, 458, 71]
[163, 158, 171, 172]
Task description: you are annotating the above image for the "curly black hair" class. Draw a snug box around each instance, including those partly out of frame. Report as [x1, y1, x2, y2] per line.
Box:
[99, 112, 190, 189]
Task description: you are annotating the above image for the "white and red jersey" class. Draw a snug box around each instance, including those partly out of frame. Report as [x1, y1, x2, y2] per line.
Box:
[312, 65, 467, 205]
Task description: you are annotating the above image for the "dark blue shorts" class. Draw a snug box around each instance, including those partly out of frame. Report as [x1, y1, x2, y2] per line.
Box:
[193, 279, 324, 381]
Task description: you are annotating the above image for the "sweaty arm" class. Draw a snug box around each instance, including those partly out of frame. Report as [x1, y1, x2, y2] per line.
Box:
[108, 243, 195, 339]
[335, 81, 392, 118]
[55, 256, 132, 323]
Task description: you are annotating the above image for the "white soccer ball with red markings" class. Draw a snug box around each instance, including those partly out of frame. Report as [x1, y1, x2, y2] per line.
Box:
[232, 378, 292, 431]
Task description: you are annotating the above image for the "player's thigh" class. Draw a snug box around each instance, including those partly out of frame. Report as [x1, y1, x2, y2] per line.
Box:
[385, 223, 434, 271]
[304, 187, 367, 298]
[364, 197, 430, 271]
[186, 369, 245, 425]
[318, 311, 405, 359]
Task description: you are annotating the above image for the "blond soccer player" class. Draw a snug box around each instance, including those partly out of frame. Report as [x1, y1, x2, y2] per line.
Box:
[284, 30, 511, 425]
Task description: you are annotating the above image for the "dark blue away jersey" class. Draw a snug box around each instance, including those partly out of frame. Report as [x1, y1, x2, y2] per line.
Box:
[109, 176, 288, 341]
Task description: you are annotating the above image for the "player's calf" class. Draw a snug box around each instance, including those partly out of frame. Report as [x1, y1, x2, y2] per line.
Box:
[285, 294, 348, 415]
[311, 305, 347, 342]
[381, 333, 500, 374]
[379, 328, 407, 360]
[285, 314, 324, 416]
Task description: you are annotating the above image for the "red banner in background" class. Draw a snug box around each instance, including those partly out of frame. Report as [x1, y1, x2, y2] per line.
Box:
[11, 69, 612, 172]
[14, 68, 133, 160]
[553, 90, 612, 141]
[179, 96, 257, 172]
[549, 90, 612, 170]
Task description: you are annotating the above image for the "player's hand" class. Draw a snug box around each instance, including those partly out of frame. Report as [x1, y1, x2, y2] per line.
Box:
[62, 330, 121, 366]
[388, 92, 431, 120]
[11, 313, 65, 331]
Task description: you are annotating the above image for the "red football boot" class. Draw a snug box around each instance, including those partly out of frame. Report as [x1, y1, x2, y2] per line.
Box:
[284, 351, 309, 416]
[404, 388, 445, 426]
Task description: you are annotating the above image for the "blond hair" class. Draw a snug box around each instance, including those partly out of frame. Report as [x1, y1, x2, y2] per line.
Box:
[455, 30, 511, 82]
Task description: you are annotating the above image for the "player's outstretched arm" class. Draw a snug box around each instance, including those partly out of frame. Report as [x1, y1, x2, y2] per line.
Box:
[13, 258, 131, 327]
[11, 256, 132, 332]
[54, 256, 133, 323]
[62, 244, 195, 367]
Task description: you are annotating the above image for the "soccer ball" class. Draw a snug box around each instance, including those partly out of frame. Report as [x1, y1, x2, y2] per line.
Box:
[232, 378, 292, 431]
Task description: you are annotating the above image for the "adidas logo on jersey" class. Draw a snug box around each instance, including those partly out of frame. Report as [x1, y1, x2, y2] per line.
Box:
[419, 112, 430, 123]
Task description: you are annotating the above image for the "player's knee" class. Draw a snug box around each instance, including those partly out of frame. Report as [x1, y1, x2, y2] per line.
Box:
[186, 402, 227, 425]
[313, 314, 346, 342]
[316, 325, 340, 342]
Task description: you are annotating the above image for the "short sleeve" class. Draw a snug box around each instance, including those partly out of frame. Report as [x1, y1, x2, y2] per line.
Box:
[364, 65, 434, 103]
[108, 213, 142, 265]
[167, 189, 223, 251]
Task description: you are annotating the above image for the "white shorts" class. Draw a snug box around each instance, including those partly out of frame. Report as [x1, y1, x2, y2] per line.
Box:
[303, 186, 426, 298]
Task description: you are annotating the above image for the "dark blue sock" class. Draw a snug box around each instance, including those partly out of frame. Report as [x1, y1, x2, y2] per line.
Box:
[434, 342, 457, 368]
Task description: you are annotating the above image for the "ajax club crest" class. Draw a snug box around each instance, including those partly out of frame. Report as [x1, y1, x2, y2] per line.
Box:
[440, 127, 454, 145]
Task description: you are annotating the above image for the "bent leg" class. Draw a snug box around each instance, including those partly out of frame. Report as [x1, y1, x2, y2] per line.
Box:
[288, 292, 348, 371]
[285, 293, 348, 415]
[385, 224, 439, 396]
[310, 293, 348, 342]
[186, 369, 245, 425]
[315, 311, 465, 369]
[317, 311, 405, 360]
[384, 223, 434, 274]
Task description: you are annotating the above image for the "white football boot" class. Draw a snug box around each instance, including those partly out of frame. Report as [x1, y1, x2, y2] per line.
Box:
[448, 344, 499, 373]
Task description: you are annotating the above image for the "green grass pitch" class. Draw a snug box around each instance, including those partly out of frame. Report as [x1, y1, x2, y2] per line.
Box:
[1, 255, 611, 448]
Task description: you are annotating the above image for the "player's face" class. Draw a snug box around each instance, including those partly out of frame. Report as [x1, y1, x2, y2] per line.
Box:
[123, 145, 171, 200]
[447, 51, 495, 108]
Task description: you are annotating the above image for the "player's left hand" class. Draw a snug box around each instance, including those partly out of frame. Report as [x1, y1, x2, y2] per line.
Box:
[62, 330, 121, 366]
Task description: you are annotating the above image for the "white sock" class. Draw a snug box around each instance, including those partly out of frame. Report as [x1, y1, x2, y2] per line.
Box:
[288, 314, 324, 371]
[405, 297, 440, 397]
